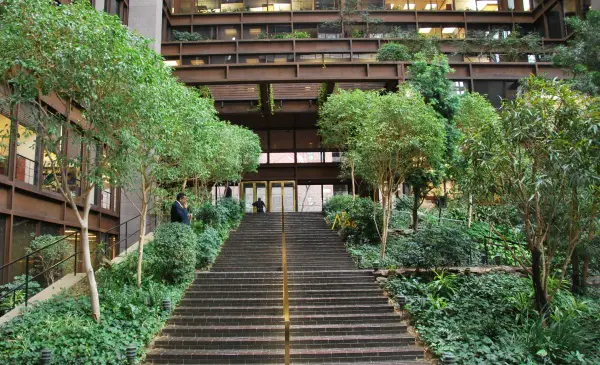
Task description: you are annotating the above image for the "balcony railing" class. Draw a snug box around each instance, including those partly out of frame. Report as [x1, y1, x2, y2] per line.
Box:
[0, 214, 158, 316]
[166, 0, 532, 14]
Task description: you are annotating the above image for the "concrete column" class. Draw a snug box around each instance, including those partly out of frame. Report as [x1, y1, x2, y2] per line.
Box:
[128, 0, 163, 52]
[94, 0, 106, 12]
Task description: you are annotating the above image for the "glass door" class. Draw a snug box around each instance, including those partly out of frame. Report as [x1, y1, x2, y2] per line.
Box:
[269, 181, 296, 212]
[240, 181, 267, 213]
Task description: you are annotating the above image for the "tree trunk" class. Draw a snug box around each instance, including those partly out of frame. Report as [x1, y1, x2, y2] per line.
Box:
[181, 179, 187, 192]
[467, 194, 473, 228]
[136, 181, 149, 288]
[350, 161, 356, 200]
[76, 192, 101, 323]
[531, 246, 549, 316]
[412, 186, 419, 231]
[380, 188, 390, 260]
[571, 250, 581, 293]
[582, 257, 590, 291]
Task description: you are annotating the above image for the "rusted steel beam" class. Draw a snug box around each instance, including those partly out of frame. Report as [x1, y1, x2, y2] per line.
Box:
[172, 62, 567, 84]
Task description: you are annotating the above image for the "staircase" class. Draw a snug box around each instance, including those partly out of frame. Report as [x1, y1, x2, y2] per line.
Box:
[146, 212, 427, 365]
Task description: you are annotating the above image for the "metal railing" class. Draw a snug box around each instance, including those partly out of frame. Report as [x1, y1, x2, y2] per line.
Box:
[0, 214, 158, 314]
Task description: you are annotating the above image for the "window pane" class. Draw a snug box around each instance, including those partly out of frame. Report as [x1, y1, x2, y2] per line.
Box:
[269, 153, 294, 163]
[297, 152, 323, 163]
[0, 216, 5, 274]
[10, 217, 37, 280]
[0, 114, 11, 176]
[16, 121, 38, 185]
[269, 130, 294, 149]
[298, 185, 322, 212]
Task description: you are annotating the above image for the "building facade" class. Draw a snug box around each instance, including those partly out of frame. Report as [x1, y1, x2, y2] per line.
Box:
[0, 0, 594, 281]
[155, 0, 588, 212]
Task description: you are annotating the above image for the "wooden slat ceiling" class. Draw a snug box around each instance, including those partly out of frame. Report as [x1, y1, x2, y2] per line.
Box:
[337, 82, 387, 91]
[272, 83, 320, 100]
[208, 84, 258, 101]
[206, 82, 387, 101]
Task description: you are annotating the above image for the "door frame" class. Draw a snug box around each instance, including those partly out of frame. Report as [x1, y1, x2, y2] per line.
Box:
[268, 180, 296, 213]
[240, 181, 268, 213]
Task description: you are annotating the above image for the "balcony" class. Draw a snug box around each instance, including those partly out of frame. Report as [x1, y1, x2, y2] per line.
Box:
[165, 0, 532, 14]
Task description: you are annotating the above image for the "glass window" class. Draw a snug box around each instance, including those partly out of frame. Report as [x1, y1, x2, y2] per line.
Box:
[295, 129, 320, 149]
[352, 53, 377, 62]
[0, 216, 5, 273]
[0, 114, 11, 176]
[66, 128, 82, 196]
[474, 80, 505, 108]
[221, 0, 244, 11]
[244, 25, 267, 39]
[297, 152, 323, 163]
[219, 26, 239, 41]
[101, 180, 113, 210]
[16, 112, 39, 186]
[547, 3, 563, 39]
[292, 0, 314, 10]
[268, 153, 295, 163]
[40, 222, 61, 236]
[210, 55, 236, 64]
[298, 185, 323, 212]
[453, 81, 468, 95]
[269, 130, 294, 149]
[10, 217, 37, 279]
[259, 153, 268, 164]
[42, 123, 62, 192]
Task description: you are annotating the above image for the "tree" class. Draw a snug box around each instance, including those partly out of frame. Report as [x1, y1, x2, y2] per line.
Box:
[453, 92, 502, 227]
[0, 0, 159, 322]
[318, 89, 379, 199]
[354, 86, 445, 259]
[407, 53, 459, 230]
[553, 10, 600, 95]
[458, 76, 600, 314]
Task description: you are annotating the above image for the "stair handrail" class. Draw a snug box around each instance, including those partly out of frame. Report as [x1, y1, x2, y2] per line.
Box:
[0, 214, 158, 313]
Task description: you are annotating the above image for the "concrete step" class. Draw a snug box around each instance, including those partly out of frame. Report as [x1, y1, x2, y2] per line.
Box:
[146, 348, 284, 364]
[152, 336, 284, 350]
[289, 346, 424, 362]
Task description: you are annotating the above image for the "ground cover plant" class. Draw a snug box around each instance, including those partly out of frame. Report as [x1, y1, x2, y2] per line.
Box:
[384, 273, 600, 365]
[0, 199, 244, 364]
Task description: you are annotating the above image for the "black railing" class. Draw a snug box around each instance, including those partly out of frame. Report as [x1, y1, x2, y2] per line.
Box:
[0, 214, 158, 314]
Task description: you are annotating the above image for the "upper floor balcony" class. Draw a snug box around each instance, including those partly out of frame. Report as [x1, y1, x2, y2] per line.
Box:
[165, 0, 533, 14]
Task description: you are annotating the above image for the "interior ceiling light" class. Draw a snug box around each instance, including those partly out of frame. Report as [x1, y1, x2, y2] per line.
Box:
[418, 27, 432, 33]
[304, 86, 311, 90]
[250, 28, 262, 34]
[163, 60, 180, 66]
[224, 29, 237, 36]
[402, 3, 415, 9]
[424, 3, 437, 9]
[442, 27, 457, 33]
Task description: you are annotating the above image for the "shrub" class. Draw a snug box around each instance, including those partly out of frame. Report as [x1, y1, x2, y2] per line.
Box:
[0, 275, 41, 315]
[376, 43, 412, 61]
[0, 243, 189, 364]
[172, 30, 204, 41]
[194, 227, 221, 269]
[27, 234, 70, 285]
[148, 223, 196, 285]
[324, 195, 383, 245]
[384, 273, 600, 364]
[348, 225, 477, 269]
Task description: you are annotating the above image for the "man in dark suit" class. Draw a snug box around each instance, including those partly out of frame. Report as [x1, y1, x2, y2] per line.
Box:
[171, 192, 191, 225]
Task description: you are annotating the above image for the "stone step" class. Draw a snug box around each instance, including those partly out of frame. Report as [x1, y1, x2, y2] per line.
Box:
[290, 323, 408, 336]
[180, 298, 282, 306]
[289, 346, 424, 362]
[184, 290, 281, 298]
[290, 334, 416, 348]
[146, 348, 284, 364]
[288, 288, 381, 297]
[152, 336, 284, 350]
[174, 306, 283, 315]
[290, 304, 394, 314]
[162, 324, 284, 337]
[188, 284, 282, 291]
[291, 313, 402, 325]
[168, 315, 284, 325]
